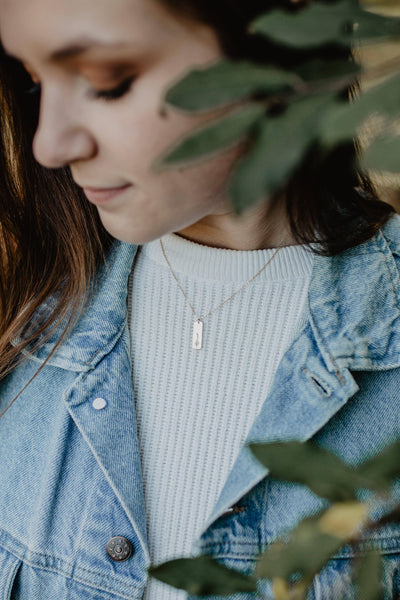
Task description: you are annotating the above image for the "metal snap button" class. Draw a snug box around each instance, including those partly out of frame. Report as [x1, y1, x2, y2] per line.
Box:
[92, 397, 107, 410]
[106, 536, 133, 562]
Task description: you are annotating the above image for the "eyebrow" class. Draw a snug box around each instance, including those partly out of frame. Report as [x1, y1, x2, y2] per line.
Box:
[49, 38, 131, 62]
[1, 37, 133, 63]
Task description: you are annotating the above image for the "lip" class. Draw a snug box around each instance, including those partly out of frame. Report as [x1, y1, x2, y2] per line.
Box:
[82, 184, 132, 205]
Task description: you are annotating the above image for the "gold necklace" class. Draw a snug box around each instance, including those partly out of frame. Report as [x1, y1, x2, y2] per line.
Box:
[160, 237, 285, 350]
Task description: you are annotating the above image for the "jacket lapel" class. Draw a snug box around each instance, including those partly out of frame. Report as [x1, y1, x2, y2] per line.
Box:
[200, 217, 400, 535]
[32, 241, 153, 564]
[65, 346, 151, 567]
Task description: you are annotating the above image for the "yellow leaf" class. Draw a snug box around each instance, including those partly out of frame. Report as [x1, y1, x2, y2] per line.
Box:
[273, 578, 291, 600]
[319, 501, 368, 539]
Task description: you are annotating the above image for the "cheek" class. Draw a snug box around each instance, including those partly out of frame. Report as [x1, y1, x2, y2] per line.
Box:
[107, 109, 179, 180]
[172, 141, 247, 198]
[111, 79, 237, 168]
[122, 109, 196, 157]
[98, 81, 247, 207]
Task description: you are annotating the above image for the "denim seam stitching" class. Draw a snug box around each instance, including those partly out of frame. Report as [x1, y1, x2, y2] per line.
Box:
[77, 323, 126, 386]
[200, 543, 263, 551]
[331, 546, 400, 559]
[81, 320, 126, 370]
[198, 550, 259, 561]
[260, 480, 270, 548]
[0, 529, 141, 591]
[16, 559, 142, 600]
[378, 229, 400, 312]
[307, 296, 345, 385]
[199, 534, 400, 553]
[121, 322, 131, 359]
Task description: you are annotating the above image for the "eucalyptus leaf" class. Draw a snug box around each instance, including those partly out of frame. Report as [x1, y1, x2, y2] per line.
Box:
[273, 578, 309, 600]
[153, 103, 265, 169]
[362, 0, 400, 7]
[319, 502, 368, 540]
[362, 135, 400, 173]
[248, 440, 368, 501]
[357, 440, 400, 490]
[163, 58, 300, 112]
[320, 69, 400, 146]
[249, 0, 400, 49]
[229, 94, 336, 214]
[295, 58, 361, 84]
[255, 512, 344, 581]
[353, 552, 384, 600]
[361, 0, 399, 10]
[148, 555, 257, 596]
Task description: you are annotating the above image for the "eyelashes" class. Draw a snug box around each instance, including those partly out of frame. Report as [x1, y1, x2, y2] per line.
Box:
[24, 76, 135, 102]
[90, 76, 135, 102]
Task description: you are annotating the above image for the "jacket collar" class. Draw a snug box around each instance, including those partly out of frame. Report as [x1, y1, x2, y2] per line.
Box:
[198, 214, 400, 534]
[309, 215, 400, 373]
[26, 214, 400, 374]
[17, 241, 138, 371]
[17, 216, 400, 540]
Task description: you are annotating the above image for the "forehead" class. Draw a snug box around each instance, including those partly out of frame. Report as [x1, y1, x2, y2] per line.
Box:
[0, 0, 191, 60]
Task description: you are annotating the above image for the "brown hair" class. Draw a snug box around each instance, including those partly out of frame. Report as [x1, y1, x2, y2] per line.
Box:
[0, 54, 113, 381]
[0, 0, 394, 382]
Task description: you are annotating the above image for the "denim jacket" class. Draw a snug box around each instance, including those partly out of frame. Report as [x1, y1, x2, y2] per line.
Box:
[1, 214, 400, 600]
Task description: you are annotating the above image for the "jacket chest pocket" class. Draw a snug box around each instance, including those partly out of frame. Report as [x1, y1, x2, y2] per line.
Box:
[0, 547, 21, 600]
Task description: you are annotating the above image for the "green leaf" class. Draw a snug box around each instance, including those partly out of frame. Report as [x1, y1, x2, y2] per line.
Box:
[248, 440, 367, 501]
[295, 58, 361, 84]
[362, 135, 400, 173]
[229, 94, 337, 214]
[249, 0, 400, 49]
[357, 440, 400, 490]
[148, 555, 257, 596]
[320, 70, 400, 146]
[153, 103, 265, 169]
[362, 0, 400, 7]
[255, 512, 344, 581]
[163, 58, 300, 112]
[353, 552, 384, 600]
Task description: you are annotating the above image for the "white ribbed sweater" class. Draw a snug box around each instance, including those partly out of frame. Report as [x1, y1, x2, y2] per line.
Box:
[127, 233, 314, 600]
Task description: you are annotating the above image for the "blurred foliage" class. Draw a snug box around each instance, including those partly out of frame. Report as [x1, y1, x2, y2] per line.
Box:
[358, 0, 400, 208]
[150, 440, 400, 599]
[154, 0, 400, 214]
[149, 555, 258, 596]
[150, 1, 400, 598]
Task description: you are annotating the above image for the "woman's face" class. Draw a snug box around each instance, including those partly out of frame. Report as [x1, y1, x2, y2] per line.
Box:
[0, 0, 247, 243]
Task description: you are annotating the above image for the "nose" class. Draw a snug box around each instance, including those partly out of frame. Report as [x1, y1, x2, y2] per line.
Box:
[32, 87, 97, 169]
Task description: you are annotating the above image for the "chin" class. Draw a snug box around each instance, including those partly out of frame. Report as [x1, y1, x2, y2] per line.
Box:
[99, 217, 166, 246]
[98, 209, 197, 245]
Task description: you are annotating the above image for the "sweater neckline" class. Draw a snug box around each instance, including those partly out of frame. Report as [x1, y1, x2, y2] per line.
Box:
[138, 233, 314, 283]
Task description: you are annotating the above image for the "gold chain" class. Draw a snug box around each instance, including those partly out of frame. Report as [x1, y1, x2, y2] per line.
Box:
[160, 237, 284, 322]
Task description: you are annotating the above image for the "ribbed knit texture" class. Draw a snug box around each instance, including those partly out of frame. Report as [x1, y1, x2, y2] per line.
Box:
[127, 233, 314, 600]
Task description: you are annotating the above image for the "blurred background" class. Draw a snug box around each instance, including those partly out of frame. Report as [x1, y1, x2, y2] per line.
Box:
[360, 0, 400, 210]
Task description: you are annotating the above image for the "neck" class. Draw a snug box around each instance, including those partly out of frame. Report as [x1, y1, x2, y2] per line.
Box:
[176, 195, 295, 250]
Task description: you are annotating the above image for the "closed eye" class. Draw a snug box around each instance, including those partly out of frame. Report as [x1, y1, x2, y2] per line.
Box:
[21, 72, 135, 101]
[90, 76, 135, 102]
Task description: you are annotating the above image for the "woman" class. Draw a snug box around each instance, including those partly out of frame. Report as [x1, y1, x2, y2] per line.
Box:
[0, 0, 398, 598]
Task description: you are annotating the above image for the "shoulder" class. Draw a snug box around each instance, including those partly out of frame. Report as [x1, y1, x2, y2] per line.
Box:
[9, 240, 138, 372]
[378, 213, 400, 256]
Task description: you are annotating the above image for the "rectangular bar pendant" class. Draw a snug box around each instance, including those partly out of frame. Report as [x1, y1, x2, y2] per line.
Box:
[192, 319, 203, 350]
